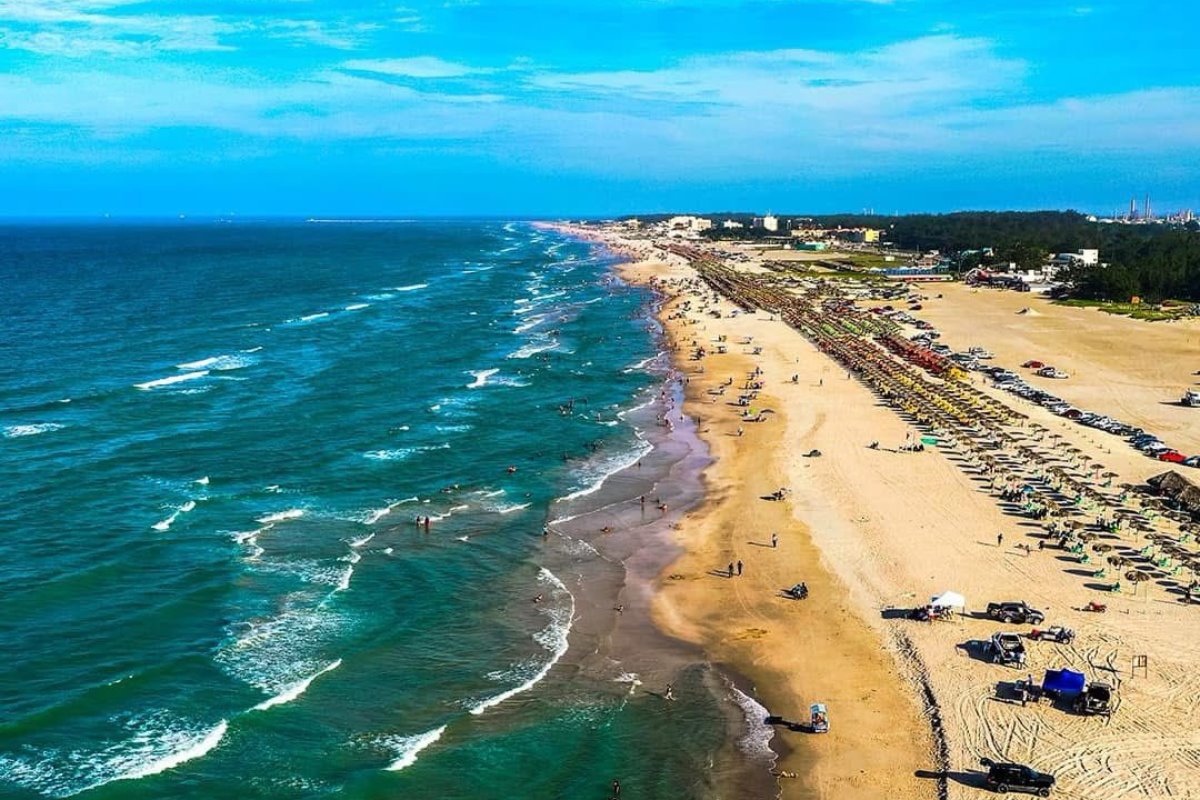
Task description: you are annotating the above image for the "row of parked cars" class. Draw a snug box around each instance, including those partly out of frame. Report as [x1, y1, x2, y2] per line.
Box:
[914, 339, 1200, 469]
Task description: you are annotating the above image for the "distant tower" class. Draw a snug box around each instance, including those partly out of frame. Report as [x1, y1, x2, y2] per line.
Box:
[1145, 195, 1152, 220]
[1129, 196, 1137, 220]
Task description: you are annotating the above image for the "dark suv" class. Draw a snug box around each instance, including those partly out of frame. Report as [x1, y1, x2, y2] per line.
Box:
[986, 601, 1045, 625]
[981, 758, 1055, 796]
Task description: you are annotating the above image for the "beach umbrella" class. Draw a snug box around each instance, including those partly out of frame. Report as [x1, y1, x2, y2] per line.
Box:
[1126, 570, 1151, 584]
[1092, 543, 1113, 553]
[1108, 555, 1128, 567]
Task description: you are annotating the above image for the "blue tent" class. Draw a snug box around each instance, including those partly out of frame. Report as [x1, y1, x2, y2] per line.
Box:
[1043, 668, 1086, 696]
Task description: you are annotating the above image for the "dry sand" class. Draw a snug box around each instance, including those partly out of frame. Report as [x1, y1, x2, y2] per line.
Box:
[604, 236, 1200, 800]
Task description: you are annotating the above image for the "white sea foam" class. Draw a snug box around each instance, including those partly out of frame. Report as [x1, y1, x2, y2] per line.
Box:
[469, 568, 573, 716]
[135, 371, 209, 390]
[252, 659, 342, 711]
[426, 503, 469, 522]
[0, 715, 232, 798]
[558, 438, 654, 503]
[513, 314, 547, 333]
[356, 496, 418, 525]
[152, 500, 197, 531]
[507, 337, 559, 359]
[730, 685, 776, 760]
[616, 396, 657, 420]
[350, 532, 376, 548]
[115, 719, 229, 783]
[299, 312, 329, 322]
[256, 509, 304, 524]
[232, 529, 266, 560]
[466, 368, 499, 388]
[344, 303, 370, 311]
[364, 444, 448, 461]
[496, 502, 531, 515]
[242, 346, 263, 354]
[176, 354, 255, 371]
[623, 352, 666, 373]
[195, 476, 210, 485]
[2, 422, 65, 438]
[392, 283, 428, 292]
[383, 725, 447, 771]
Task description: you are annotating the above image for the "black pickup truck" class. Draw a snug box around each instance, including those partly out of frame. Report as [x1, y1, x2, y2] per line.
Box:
[981, 758, 1055, 796]
[986, 601, 1045, 625]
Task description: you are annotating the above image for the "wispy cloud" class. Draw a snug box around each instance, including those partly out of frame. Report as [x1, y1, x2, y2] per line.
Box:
[0, 0, 384, 55]
[341, 56, 490, 78]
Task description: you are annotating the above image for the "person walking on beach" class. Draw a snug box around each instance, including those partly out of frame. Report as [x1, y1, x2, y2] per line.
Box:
[728, 562, 735, 577]
[737, 560, 744, 576]
[997, 532, 1004, 547]
[771, 532, 778, 548]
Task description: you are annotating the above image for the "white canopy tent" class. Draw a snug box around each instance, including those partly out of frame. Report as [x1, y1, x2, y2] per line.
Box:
[930, 591, 966, 610]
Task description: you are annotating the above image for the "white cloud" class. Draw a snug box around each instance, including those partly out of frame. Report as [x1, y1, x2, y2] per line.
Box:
[0, 1, 385, 55]
[341, 56, 490, 78]
[529, 35, 1024, 114]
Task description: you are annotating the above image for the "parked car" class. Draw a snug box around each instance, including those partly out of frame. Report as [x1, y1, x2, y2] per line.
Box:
[1037, 366, 1069, 379]
[1073, 682, 1114, 716]
[1029, 626, 1075, 644]
[989, 632, 1027, 667]
[987, 602, 1045, 625]
[981, 758, 1055, 796]
[1022, 360, 1045, 369]
[1183, 455, 1200, 468]
[1158, 451, 1186, 463]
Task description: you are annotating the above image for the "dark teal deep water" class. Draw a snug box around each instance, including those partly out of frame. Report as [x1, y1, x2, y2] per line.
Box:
[0, 221, 747, 799]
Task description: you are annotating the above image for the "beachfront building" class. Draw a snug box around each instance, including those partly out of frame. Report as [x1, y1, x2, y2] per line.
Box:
[722, 220, 744, 229]
[838, 228, 883, 244]
[662, 216, 714, 238]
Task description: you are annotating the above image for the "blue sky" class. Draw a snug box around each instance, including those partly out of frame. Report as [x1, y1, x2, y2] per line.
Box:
[1, 0, 1198, 216]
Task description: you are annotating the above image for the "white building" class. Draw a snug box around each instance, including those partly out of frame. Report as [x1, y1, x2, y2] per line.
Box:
[722, 220, 744, 230]
[1049, 249, 1099, 269]
[665, 215, 712, 233]
[762, 215, 779, 232]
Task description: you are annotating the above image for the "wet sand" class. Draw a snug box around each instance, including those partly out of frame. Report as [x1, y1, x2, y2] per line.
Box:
[537, 276, 779, 799]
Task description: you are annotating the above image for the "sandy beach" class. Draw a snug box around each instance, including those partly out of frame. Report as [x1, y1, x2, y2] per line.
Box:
[586, 226, 1200, 800]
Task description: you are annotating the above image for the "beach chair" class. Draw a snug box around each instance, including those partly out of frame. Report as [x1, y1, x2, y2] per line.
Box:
[1092, 568, 1106, 579]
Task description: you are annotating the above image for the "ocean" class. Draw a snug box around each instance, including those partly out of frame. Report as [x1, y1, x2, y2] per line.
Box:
[0, 220, 773, 799]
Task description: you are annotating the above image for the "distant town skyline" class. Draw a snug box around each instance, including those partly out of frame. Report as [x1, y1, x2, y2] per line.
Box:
[2, 1, 1198, 216]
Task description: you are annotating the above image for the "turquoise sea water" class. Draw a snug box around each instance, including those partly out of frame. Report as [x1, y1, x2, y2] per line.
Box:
[0, 221, 766, 799]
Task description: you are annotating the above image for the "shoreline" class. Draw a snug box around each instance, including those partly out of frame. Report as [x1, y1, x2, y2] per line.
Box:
[620, 257, 934, 799]
[534, 239, 782, 798]
[548, 223, 932, 797]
